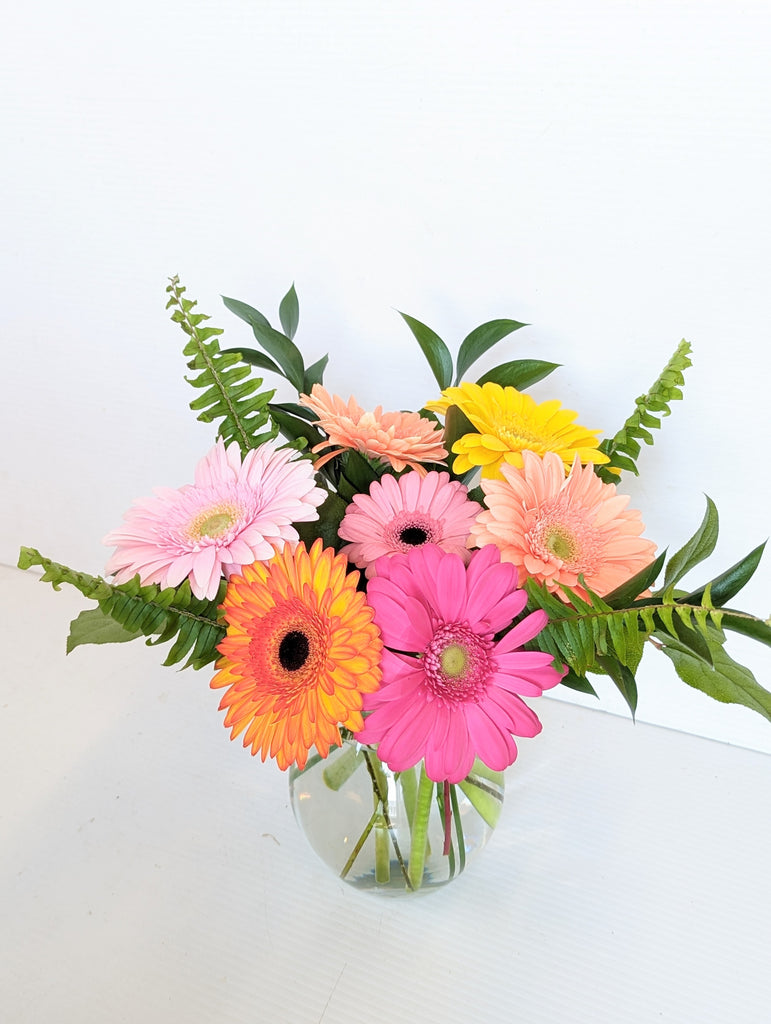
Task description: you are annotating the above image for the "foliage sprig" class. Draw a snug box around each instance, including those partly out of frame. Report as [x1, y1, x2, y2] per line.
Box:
[596, 339, 693, 481]
[166, 276, 276, 455]
[18, 547, 226, 670]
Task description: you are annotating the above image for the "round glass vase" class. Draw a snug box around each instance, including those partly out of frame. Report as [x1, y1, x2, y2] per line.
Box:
[289, 741, 504, 896]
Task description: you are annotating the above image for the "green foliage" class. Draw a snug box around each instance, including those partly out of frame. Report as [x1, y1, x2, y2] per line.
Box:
[524, 529, 770, 720]
[18, 548, 226, 670]
[596, 339, 692, 481]
[399, 310, 556, 394]
[454, 319, 528, 384]
[166, 277, 276, 455]
[398, 312, 454, 390]
[476, 359, 561, 390]
[221, 285, 329, 396]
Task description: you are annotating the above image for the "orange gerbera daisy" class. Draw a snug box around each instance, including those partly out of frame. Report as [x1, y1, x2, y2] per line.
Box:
[211, 538, 382, 770]
[298, 383, 447, 474]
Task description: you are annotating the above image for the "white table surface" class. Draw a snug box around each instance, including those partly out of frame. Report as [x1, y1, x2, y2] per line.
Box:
[2, 564, 770, 1024]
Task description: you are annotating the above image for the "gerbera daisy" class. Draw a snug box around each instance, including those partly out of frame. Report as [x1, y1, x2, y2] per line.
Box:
[338, 471, 482, 577]
[103, 438, 326, 600]
[211, 538, 382, 771]
[470, 450, 657, 601]
[426, 380, 608, 479]
[298, 383, 447, 474]
[355, 544, 564, 783]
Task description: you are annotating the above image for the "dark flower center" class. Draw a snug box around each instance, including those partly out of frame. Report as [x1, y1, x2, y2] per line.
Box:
[278, 630, 310, 671]
[399, 526, 429, 546]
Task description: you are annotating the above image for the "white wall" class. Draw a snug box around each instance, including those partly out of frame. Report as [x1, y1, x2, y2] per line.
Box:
[3, 0, 769, 750]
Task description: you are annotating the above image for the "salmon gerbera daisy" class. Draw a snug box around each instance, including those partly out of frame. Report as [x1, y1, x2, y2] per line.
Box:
[426, 380, 609, 479]
[298, 383, 447, 474]
[470, 450, 657, 601]
[338, 470, 482, 577]
[355, 544, 564, 783]
[103, 438, 326, 600]
[211, 538, 382, 771]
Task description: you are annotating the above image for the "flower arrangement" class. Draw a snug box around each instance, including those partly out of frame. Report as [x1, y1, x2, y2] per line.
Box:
[20, 277, 770, 893]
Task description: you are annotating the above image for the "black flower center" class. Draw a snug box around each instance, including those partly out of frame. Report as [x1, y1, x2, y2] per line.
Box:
[399, 526, 428, 546]
[278, 630, 310, 671]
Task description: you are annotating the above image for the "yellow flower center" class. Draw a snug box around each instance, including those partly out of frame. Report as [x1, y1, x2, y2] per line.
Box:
[440, 643, 469, 679]
[546, 527, 577, 561]
[189, 503, 239, 540]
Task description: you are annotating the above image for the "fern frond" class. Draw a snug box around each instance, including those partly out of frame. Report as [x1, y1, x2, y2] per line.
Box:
[596, 339, 692, 481]
[18, 548, 226, 670]
[166, 276, 277, 455]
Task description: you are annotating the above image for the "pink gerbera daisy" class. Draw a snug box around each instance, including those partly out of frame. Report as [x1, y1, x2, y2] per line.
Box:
[470, 450, 657, 601]
[355, 544, 564, 783]
[338, 471, 482, 577]
[103, 438, 326, 600]
[298, 384, 447, 474]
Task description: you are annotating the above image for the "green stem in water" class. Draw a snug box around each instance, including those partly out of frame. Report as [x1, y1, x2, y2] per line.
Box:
[408, 765, 435, 890]
[363, 750, 413, 890]
[339, 809, 379, 880]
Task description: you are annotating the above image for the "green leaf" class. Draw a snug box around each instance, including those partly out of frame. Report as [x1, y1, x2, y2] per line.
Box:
[268, 403, 325, 448]
[603, 551, 667, 608]
[719, 610, 771, 648]
[67, 607, 143, 653]
[656, 630, 771, 723]
[476, 359, 560, 391]
[398, 312, 453, 390]
[454, 319, 528, 384]
[661, 497, 719, 591]
[303, 354, 329, 391]
[222, 346, 284, 377]
[278, 283, 300, 340]
[681, 542, 766, 608]
[559, 670, 599, 696]
[595, 655, 638, 717]
[222, 293, 306, 392]
[442, 404, 476, 475]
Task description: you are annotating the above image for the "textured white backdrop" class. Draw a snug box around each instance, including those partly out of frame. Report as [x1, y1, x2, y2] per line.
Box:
[2, 0, 769, 749]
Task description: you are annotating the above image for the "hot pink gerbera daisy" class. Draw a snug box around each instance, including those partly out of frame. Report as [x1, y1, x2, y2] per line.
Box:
[298, 384, 447, 474]
[103, 438, 326, 600]
[338, 471, 482, 577]
[470, 450, 657, 601]
[355, 544, 564, 783]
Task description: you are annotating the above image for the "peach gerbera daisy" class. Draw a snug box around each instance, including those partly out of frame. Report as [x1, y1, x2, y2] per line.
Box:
[211, 538, 382, 771]
[426, 381, 608, 479]
[298, 384, 447, 474]
[470, 450, 657, 601]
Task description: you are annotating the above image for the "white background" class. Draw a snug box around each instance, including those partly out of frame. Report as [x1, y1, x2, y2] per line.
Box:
[2, 1, 770, 750]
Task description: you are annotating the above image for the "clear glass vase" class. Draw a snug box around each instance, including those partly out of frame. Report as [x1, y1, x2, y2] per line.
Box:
[289, 741, 504, 896]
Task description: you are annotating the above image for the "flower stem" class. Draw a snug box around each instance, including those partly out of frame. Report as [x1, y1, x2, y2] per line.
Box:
[408, 765, 435, 890]
[363, 750, 413, 890]
[339, 809, 379, 880]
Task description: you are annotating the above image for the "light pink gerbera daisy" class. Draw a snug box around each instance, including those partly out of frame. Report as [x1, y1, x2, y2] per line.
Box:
[355, 544, 564, 783]
[338, 471, 482, 577]
[470, 450, 657, 601]
[298, 384, 447, 474]
[103, 438, 326, 600]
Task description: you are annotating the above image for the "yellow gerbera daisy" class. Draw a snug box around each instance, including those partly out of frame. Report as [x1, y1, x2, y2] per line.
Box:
[426, 381, 609, 479]
[211, 538, 382, 771]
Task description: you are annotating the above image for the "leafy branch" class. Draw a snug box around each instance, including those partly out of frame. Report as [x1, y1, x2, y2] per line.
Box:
[524, 497, 770, 721]
[596, 339, 692, 481]
[18, 547, 226, 670]
[166, 276, 276, 455]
